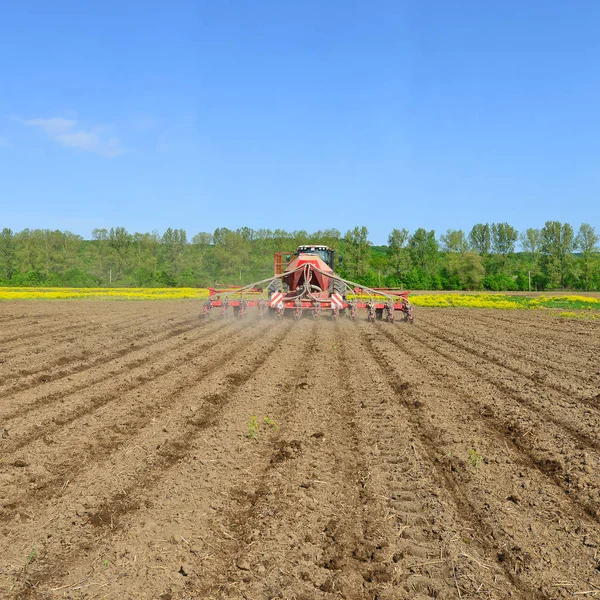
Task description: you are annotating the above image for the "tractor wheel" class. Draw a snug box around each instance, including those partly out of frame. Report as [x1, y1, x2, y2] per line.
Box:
[330, 278, 346, 298]
[268, 279, 282, 294]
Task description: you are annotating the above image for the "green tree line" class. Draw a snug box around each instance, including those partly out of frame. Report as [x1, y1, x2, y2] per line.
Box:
[0, 222, 598, 291]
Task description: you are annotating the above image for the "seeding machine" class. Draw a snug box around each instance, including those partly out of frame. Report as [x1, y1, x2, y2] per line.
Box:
[201, 245, 413, 322]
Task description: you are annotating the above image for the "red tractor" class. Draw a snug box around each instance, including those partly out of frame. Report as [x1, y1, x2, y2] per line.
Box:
[202, 244, 413, 322]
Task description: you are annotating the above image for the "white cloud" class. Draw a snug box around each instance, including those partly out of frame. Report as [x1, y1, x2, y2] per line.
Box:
[0, 136, 10, 148]
[25, 117, 76, 136]
[23, 117, 127, 158]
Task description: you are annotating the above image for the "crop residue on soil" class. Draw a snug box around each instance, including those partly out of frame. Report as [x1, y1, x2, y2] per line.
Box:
[0, 300, 599, 599]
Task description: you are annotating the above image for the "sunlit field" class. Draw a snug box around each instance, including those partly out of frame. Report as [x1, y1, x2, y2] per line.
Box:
[410, 293, 600, 311]
[0, 287, 210, 300]
[1, 287, 599, 319]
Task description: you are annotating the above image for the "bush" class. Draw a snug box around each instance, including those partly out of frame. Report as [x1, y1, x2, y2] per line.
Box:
[10, 271, 44, 286]
[132, 267, 155, 287]
[152, 269, 176, 287]
[482, 273, 518, 291]
[62, 268, 98, 287]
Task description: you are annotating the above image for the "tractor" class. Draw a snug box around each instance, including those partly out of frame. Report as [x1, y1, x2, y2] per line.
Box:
[202, 244, 413, 322]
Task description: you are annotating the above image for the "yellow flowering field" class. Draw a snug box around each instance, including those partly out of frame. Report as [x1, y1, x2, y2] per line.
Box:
[0, 287, 211, 300]
[410, 294, 519, 309]
[410, 293, 600, 311]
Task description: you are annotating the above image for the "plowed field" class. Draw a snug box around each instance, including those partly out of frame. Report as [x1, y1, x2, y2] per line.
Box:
[1, 301, 599, 600]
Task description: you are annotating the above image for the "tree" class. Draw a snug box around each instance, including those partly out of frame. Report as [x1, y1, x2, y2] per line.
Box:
[540, 221, 576, 288]
[161, 228, 188, 277]
[468, 223, 491, 256]
[237, 227, 255, 242]
[520, 228, 541, 263]
[132, 231, 160, 270]
[491, 222, 518, 271]
[491, 222, 518, 256]
[52, 230, 82, 274]
[91, 228, 109, 278]
[211, 228, 251, 283]
[107, 227, 133, 281]
[387, 228, 410, 278]
[440, 229, 469, 288]
[192, 232, 214, 246]
[408, 229, 438, 274]
[0, 228, 15, 281]
[310, 229, 341, 254]
[448, 251, 485, 290]
[440, 229, 468, 253]
[14, 229, 44, 274]
[576, 223, 599, 291]
[0, 221, 596, 291]
[520, 228, 542, 288]
[343, 226, 371, 279]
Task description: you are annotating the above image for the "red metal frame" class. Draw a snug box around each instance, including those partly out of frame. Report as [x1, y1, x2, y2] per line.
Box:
[273, 252, 294, 275]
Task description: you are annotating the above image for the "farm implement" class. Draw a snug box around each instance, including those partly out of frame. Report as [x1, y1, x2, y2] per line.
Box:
[202, 245, 413, 322]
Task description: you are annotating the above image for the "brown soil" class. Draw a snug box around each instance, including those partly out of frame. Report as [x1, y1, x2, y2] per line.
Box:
[1, 301, 599, 599]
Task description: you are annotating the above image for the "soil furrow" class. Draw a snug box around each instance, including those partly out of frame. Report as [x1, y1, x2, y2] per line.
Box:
[0, 310, 147, 348]
[0, 319, 245, 457]
[336, 325, 463, 599]
[375, 323, 600, 525]
[415, 319, 599, 402]
[0, 320, 267, 524]
[356, 325, 538, 598]
[0, 307, 180, 368]
[0, 316, 233, 422]
[8, 321, 295, 598]
[398, 323, 600, 453]
[0, 312, 202, 390]
[358, 323, 600, 598]
[377, 325, 600, 519]
[420, 311, 599, 386]
[463, 310, 600, 349]
[191, 321, 323, 598]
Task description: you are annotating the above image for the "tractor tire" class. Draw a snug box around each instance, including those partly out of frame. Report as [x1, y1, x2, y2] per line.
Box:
[329, 278, 346, 299]
[268, 279, 282, 295]
[268, 279, 289, 295]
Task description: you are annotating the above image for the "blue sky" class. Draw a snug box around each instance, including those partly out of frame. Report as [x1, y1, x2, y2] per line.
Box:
[1, 0, 599, 244]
